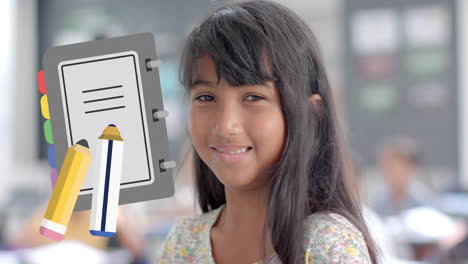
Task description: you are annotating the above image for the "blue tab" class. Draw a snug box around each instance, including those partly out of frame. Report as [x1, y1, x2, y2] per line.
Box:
[48, 144, 56, 168]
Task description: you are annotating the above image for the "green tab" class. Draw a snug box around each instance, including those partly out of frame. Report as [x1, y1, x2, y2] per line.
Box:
[44, 119, 53, 144]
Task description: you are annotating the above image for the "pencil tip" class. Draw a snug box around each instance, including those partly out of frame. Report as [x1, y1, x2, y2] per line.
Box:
[76, 139, 89, 148]
[109, 124, 116, 127]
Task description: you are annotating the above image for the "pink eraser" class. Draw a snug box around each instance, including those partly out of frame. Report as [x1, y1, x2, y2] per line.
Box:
[39, 226, 64, 241]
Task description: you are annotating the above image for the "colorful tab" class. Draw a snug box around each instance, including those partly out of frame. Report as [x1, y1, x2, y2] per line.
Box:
[40, 95, 50, 119]
[50, 168, 58, 189]
[44, 120, 53, 144]
[37, 70, 46, 94]
[48, 144, 56, 168]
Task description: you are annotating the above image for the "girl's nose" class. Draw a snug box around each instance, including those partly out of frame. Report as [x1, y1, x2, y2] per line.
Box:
[213, 103, 243, 138]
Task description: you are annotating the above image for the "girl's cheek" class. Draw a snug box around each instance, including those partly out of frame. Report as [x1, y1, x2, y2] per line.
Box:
[188, 110, 199, 143]
[251, 108, 284, 130]
[189, 109, 211, 142]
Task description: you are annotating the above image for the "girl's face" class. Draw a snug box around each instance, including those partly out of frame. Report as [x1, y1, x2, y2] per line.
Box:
[188, 55, 286, 191]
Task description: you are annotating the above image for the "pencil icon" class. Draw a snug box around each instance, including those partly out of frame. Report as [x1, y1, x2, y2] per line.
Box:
[40, 139, 91, 241]
[90, 124, 124, 237]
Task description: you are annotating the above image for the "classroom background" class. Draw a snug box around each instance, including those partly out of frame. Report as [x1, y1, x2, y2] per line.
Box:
[1, 0, 468, 263]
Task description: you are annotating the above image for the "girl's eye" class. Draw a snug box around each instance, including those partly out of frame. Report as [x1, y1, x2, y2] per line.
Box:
[195, 95, 214, 102]
[245, 95, 264, 101]
[194, 94, 264, 102]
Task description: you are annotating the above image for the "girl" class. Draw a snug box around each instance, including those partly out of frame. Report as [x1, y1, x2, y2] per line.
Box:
[158, 1, 378, 263]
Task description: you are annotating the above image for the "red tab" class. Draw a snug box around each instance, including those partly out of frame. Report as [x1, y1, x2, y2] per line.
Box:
[37, 70, 46, 94]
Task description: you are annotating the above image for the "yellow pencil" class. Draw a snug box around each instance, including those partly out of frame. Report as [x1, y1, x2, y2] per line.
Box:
[40, 139, 91, 241]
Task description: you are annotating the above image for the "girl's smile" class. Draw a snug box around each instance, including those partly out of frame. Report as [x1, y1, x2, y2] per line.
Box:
[210, 145, 253, 164]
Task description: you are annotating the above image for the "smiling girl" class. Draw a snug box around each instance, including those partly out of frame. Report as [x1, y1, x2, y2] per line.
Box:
[157, 1, 378, 263]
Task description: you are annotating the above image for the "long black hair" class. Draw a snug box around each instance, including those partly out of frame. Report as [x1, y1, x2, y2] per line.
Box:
[179, 1, 379, 263]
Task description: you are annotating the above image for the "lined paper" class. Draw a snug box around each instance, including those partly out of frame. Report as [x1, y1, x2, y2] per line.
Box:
[58, 51, 154, 193]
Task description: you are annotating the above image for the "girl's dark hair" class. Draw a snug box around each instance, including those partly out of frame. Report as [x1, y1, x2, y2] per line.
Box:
[179, 1, 379, 263]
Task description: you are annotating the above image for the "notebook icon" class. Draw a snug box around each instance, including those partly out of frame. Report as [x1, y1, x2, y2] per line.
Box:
[41, 33, 176, 211]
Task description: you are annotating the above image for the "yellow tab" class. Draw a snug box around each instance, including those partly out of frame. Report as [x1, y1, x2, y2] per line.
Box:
[40, 95, 50, 120]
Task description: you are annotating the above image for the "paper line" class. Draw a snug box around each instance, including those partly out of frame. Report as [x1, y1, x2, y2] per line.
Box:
[82, 85, 123, 94]
[85, 106, 126, 114]
[84, 95, 124, 104]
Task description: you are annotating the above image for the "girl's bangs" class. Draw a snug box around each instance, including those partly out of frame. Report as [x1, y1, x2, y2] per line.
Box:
[181, 7, 276, 90]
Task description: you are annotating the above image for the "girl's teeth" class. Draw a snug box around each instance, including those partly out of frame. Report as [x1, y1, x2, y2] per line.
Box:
[218, 148, 248, 154]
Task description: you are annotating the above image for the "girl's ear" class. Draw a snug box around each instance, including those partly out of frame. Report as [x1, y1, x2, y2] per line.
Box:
[309, 94, 323, 116]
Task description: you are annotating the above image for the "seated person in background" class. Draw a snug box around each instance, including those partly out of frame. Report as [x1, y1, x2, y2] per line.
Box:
[372, 137, 434, 217]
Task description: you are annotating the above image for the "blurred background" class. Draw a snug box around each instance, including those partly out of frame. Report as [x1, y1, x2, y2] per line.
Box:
[1, 0, 468, 263]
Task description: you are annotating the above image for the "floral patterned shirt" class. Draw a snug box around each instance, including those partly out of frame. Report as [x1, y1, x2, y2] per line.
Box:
[157, 204, 371, 263]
